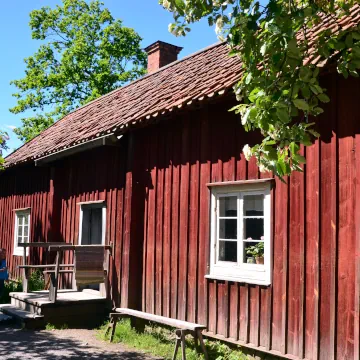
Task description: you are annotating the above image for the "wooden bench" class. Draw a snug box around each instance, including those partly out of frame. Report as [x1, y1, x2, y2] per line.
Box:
[106, 308, 208, 360]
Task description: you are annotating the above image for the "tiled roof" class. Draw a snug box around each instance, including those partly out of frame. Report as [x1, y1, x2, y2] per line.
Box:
[5, 4, 360, 167]
[6, 42, 242, 167]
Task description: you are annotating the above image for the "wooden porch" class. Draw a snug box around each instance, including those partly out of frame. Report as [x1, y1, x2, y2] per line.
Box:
[0, 242, 113, 328]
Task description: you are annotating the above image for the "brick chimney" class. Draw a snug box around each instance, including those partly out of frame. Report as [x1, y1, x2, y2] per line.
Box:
[145, 41, 183, 74]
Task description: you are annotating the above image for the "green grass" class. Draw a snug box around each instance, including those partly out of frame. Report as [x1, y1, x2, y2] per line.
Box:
[99, 319, 249, 360]
[45, 323, 69, 331]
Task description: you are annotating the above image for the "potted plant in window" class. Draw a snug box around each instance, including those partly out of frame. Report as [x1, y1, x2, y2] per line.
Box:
[246, 242, 264, 265]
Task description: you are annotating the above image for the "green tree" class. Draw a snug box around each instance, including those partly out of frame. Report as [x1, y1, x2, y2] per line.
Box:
[11, 0, 147, 142]
[160, 0, 360, 177]
[0, 131, 9, 168]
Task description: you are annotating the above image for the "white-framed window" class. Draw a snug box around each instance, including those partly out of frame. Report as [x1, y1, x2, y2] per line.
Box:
[13, 209, 31, 256]
[206, 180, 272, 285]
[78, 201, 106, 245]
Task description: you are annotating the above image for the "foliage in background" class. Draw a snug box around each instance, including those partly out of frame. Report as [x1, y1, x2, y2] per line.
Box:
[28, 269, 45, 292]
[99, 319, 249, 360]
[10, 0, 147, 142]
[0, 131, 9, 169]
[160, 0, 360, 178]
[0, 280, 22, 304]
[0, 270, 44, 304]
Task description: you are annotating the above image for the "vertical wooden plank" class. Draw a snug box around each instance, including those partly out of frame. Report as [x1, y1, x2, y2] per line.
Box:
[259, 171, 273, 351]
[187, 114, 200, 324]
[229, 282, 239, 340]
[270, 176, 288, 353]
[170, 119, 181, 320]
[336, 76, 356, 360]
[162, 123, 173, 318]
[305, 138, 320, 360]
[287, 148, 305, 357]
[121, 134, 135, 308]
[198, 107, 211, 326]
[208, 279, 218, 334]
[141, 132, 150, 311]
[281, 177, 289, 356]
[178, 116, 190, 321]
[355, 115, 360, 360]
[145, 129, 158, 313]
[155, 126, 165, 316]
[116, 148, 125, 306]
[318, 74, 338, 360]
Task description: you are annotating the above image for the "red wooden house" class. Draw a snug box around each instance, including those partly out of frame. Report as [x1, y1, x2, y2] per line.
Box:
[0, 7, 359, 360]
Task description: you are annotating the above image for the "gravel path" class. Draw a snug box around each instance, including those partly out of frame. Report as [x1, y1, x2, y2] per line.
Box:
[0, 325, 159, 360]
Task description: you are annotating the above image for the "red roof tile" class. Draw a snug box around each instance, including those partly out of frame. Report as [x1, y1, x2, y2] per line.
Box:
[5, 5, 360, 167]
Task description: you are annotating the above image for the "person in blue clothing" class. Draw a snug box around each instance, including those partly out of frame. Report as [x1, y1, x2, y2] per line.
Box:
[0, 248, 8, 298]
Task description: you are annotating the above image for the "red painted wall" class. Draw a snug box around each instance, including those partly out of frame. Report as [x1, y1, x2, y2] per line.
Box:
[0, 72, 359, 360]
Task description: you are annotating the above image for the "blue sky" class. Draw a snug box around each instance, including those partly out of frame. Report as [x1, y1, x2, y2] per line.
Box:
[0, 1, 217, 155]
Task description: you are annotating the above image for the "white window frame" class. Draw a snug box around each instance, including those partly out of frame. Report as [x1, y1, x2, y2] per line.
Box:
[13, 208, 31, 257]
[78, 201, 106, 245]
[206, 181, 272, 285]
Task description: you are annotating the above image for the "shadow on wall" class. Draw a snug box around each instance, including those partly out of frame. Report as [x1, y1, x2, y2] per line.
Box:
[0, 326, 149, 360]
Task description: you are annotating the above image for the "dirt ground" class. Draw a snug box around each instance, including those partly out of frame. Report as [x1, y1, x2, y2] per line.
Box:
[0, 325, 159, 360]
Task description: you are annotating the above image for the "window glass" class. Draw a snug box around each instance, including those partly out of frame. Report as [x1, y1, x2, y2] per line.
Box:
[219, 219, 237, 239]
[219, 241, 237, 262]
[243, 195, 264, 216]
[243, 218, 264, 240]
[219, 196, 237, 217]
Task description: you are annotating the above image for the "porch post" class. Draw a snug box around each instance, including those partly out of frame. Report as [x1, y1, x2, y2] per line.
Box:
[22, 246, 28, 293]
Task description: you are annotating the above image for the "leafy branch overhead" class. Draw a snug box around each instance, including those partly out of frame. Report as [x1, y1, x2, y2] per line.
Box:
[10, 0, 147, 143]
[0, 131, 9, 169]
[160, 0, 360, 178]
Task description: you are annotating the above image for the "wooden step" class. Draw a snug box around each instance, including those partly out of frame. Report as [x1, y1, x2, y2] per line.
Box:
[0, 304, 44, 329]
[0, 313, 13, 324]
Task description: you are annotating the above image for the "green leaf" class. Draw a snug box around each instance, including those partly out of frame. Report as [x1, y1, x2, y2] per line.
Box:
[293, 99, 309, 111]
[276, 108, 289, 122]
[318, 93, 330, 103]
[293, 154, 306, 163]
[260, 43, 267, 56]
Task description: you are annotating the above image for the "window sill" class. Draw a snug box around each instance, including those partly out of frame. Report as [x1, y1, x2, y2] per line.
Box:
[205, 274, 271, 286]
[13, 248, 28, 257]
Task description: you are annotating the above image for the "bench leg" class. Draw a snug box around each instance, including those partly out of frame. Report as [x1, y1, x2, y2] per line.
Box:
[196, 330, 208, 360]
[110, 317, 118, 343]
[172, 330, 181, 360]
[105, 320, 112, 338]
[180, 330, 187, 360]
[192, 330, 199, 347]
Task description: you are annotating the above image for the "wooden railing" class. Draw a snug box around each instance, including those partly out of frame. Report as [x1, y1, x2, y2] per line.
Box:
[17, 242, 113, 303]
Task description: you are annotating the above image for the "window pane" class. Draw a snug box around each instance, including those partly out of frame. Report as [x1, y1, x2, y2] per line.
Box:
[244, 218, 264, 240]
[243, 241, 264, 264]
[219, 219, 237, 239]
[18, 226, 23, 237]
[17, 236, 22, 244]
[219, 196, 237, 217]
[23, 237, 29, 243]
[24, 226, 29, 237]
[17, 215, 24, 225]
[219, 241, 237, 262]
[24, 215, 29, 225]
[243, 195, 264, 216]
